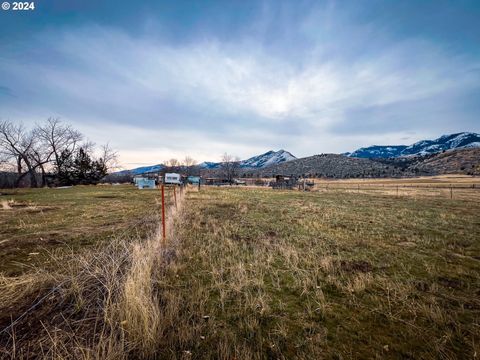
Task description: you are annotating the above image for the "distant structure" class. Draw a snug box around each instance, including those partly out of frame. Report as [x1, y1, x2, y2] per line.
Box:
[187, 176, 201, 185]
[270, 175, 299, 189]
[134, 177, 156, 189]
[164, 173, 182, 185]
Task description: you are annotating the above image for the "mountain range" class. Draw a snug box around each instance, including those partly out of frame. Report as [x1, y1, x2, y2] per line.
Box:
[117, 132, 479, 177]
[119, 150, 296, 175]
[346, 132, 480, 158]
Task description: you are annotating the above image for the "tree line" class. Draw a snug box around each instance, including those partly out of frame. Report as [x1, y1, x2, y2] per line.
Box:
[0, 118, 117, 188]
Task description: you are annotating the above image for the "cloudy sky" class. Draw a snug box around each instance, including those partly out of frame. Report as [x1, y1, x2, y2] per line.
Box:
[1, 0, 479, 168]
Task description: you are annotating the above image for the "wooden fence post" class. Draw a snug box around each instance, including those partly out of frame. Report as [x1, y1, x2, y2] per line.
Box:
[450, 185, 453, 200]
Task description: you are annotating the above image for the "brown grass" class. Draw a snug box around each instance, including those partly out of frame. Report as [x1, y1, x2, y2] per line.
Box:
[1, 183, 479, 359]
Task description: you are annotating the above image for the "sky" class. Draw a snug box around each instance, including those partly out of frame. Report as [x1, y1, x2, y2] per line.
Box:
[1, 0, 479, 168]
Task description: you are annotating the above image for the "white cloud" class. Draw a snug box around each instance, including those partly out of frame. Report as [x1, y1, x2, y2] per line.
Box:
[1, 24, 479, 167]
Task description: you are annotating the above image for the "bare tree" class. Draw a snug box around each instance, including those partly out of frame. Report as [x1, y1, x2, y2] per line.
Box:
[1, 118, 119, 188]
[167, 158, 180, 167]
[183, 156, 197, 176]
[0, 120, 38, 187]
[99, 143, 119, 172]
[183, 156, 197, 167]
[35, 118, 83, 173]
[220, 153, 241, 183]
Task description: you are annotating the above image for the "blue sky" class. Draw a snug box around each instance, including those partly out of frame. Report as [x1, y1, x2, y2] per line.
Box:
[1, 0, 479, 167]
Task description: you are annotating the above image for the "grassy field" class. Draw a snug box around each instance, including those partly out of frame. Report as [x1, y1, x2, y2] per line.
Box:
[0, 185, 162, 275]
[157, 186, 480, 359]
[311, 175, 480, 201]
[1, 183, 479, 358]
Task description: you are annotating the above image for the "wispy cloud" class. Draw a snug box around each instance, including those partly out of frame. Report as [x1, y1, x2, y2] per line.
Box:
[1, 1, 479, 167]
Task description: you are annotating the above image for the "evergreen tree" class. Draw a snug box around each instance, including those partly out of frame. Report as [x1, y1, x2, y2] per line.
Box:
[54, 147, 107, 186]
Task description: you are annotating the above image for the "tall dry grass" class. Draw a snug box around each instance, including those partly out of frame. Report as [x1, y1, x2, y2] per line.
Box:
[0, 186, 187, 359]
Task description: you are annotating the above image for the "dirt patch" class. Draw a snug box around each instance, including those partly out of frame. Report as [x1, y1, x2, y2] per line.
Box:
[265, 230, 278, 238]
[338, 260, 373, 273]
[437, 276, 464, 289]
[413, 280, 430, 292]
[1, 201, 12, 209]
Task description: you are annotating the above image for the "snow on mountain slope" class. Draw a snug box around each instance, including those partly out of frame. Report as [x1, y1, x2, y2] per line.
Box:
[115, 164, 164, 175]
[348, 145, 407, 158]
[117, 150, 296, 175]
[240, 150, 296, 168]
[198, 161, 221, 169]
[348, 132, 480, 158]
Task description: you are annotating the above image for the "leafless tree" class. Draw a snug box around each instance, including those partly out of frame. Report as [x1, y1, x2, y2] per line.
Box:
[35, 118, 83, 171]
[183, 156, 198, 176]
[183, 156, 197, 167]
[167, 158, 180, 167]
[1, 118, 119, 188]
[99, 143, 119, 172]
[220, 153, 241, 183]
[32, 118, 85, 186]
[0, 120, 39, 187]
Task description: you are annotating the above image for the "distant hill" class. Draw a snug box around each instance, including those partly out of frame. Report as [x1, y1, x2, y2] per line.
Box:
[248, 147, 480, 179]
[348, 132, 480, 158]
[115, 164, 164, 176]
[239, 150, 296, 168]
[249, 154, 404, 179]
[398, 148, 480, 176]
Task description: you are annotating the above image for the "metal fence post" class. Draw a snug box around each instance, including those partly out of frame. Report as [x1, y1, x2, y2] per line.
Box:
[161, 184, 166, 243]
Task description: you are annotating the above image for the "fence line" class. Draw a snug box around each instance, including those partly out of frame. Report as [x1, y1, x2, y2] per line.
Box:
[1, 185, 187, 338]
[314, 183, 480, 200]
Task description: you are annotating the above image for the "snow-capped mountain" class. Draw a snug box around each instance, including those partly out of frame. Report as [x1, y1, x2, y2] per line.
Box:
[117, 150, 296, 175]
[199, 150, 296, 169]
[348, 132, 480, 158]
[239, 150, 296, 168]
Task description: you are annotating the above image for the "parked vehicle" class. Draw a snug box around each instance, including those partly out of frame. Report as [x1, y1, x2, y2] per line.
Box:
[164, 173, 182, 185]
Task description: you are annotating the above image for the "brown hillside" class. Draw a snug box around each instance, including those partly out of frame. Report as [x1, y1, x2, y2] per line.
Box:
[411, 148, 480, 175]
[247, 154, 406, 178]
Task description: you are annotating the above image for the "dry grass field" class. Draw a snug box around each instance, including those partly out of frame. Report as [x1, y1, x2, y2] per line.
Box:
[1, 181, 479, 359]
[0, 185, 163, 275]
